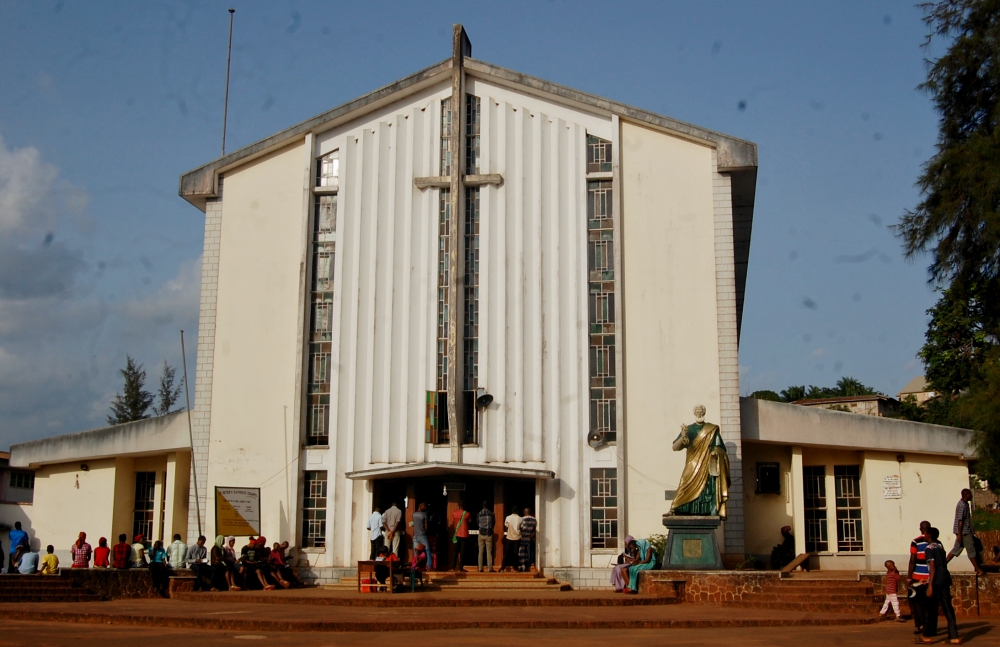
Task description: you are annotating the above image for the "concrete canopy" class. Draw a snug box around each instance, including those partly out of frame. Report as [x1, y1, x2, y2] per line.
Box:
[346, 461, 555, 481]
[9, 412, 191, 468]
[741, 397, 977, 460]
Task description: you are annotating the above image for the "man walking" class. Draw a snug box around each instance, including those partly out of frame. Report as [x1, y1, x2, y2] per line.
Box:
[477, 500, 495, 572]
[185, 535, 211, 592]
[503, 506, 521, 571]
[907, 520, 932, 636]
[367, 506, 384, 560]
[925, 527, 960, 644]
[518, 508, 538, 572]
[412, 503, 431, 570]
[947, 488, 984, 575]
[383, 501, 403, 558]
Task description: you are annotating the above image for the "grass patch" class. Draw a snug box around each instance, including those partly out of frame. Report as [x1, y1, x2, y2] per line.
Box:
[973, 509, 1000, 532]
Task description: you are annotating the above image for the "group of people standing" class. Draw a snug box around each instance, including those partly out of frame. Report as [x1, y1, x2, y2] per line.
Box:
[367, 500, 538, 573]
[895, 489, 984, 644]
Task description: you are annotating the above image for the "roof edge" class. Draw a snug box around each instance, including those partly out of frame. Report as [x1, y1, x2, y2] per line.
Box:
[178, 58, 454, 210]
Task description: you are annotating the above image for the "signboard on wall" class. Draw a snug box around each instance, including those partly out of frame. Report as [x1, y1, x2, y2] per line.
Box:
[883, 475, 902, 499]
[216, 487, 261, 536]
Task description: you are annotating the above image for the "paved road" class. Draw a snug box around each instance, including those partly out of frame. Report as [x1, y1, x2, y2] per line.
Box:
[0, 619, 995, 646]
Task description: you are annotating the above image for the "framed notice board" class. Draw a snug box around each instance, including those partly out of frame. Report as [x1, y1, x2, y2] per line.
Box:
[215, 486, 261, 536]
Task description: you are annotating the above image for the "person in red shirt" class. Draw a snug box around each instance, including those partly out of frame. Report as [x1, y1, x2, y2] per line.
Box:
[451, 502, 470, 572]
[111, 534, 131, 569]
[94, 537, 111, 568]
[879, 559, 905, 621]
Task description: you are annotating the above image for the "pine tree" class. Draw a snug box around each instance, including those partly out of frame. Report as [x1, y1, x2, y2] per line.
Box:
[894, 0, 1000, 334]
[107, 355, 154, 425]
[152, 361, 184, 416]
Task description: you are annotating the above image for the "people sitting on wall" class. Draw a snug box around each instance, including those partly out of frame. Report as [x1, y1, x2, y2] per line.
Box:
[209, 536, 229, 591]
[70, 532, 92, 569]
[130, 534, 148, 568]
[223, 536, 241, 590]
[148, 540, 169, 597]
[167, 533, 187, 570]
[611, 535, 639, 592]
[8, 545, 24, 574]
[112, 534, 131, 569]
[622, 537, 656, 594]
[17, 547, 38, 575]
[278, 541, 304, 584]
[411, 542, 427, 589]
[38, 545, 58, 575]
[770, 525, 796, 570]
[269, 542, 299, 588]
[239, 536, 275, 590]
[185, 535, 211, 591]
[94, 537, 110, 568]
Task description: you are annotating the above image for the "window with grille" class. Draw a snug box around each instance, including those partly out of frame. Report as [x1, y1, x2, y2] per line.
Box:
[305, 153, 338, 446]
[440, 98, 452, 175]
[301, 471, 327, 548]
[803, 465, 828, 552]
[466, 94, 480, 174]
[586, 142, 617, 444]
[835, 465, 863, 552]
[587, 135, 613, 173]
[132, 471, 156, 541]
[9, 472, 34, 490]
[590, 468, 618, 549]
[431, 184, 452, 446]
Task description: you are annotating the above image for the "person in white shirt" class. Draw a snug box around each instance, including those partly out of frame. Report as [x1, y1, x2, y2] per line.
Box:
[367, 506, 384, 559]
[167, 534, 188, 570]
[502, 507, 522, 572]
[382, 502, 403, 558]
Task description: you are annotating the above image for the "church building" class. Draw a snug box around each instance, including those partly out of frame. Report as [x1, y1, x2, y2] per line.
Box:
[176, 25, 756, 574]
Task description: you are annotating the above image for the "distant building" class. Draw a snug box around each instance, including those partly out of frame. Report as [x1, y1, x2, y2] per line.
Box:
[0, 450, 36, 554]
[898, 376, 937, 405]
[792, 395, 900, 418]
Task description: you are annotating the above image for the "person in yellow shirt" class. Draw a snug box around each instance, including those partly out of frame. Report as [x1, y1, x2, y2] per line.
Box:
[38, 545, 59, 575]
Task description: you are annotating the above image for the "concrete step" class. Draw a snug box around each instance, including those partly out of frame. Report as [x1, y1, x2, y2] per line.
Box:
[721, 600, 875, 614]
[0, 593, 103, 603]
[739, 592, 876, 603]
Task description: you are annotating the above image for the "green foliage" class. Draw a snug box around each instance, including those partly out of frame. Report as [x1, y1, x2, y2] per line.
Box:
[152, 361, 184, 416]
[894, 0, 1000, 330]
[749, 390, 781, 402]
[647, 533, 667, 568]
[107, 355, 154, 426]
[777, 377, 882, 403]
[957, 348, 1000, 483]
[920, 285, 993, 394]
[973, 508, 1000, 532]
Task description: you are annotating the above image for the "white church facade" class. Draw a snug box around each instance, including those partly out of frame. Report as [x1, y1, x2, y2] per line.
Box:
[176, 25, 756, 571]
[8, 26, 977, 579]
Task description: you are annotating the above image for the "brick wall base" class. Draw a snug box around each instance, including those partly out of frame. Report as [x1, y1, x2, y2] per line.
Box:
[861, 572, 1000, 617]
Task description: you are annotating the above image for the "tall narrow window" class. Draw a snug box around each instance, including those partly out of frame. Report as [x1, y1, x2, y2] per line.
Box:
[590, 468, 618, 549]
[132, 471, 156, 542]
[433, 188, 451, 445]
[306, 151, 338, 447]
[465, 94, 480, 174]
[803, 465, 828, 552]
[835, 465, 863, 552]
[302, 470, 327, 548]
[440, 98, 452, 176]
[586, 135, 617, 443]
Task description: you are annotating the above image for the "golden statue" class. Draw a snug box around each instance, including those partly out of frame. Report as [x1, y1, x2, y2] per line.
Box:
[668, 405, 730, 518]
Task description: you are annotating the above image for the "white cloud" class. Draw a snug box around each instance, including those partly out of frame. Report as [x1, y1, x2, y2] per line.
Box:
[0, 134, 59, 236]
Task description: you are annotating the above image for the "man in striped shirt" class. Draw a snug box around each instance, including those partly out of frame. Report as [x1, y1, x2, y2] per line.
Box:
[907, 520, 931, 635]
[946, 489, 984, 576]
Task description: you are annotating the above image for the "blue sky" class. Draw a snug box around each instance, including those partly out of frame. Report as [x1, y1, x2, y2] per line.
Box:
[0, 1, 944, 447]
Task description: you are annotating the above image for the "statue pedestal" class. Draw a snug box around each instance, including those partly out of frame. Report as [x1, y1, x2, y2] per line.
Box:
[661, 515, 724, 570]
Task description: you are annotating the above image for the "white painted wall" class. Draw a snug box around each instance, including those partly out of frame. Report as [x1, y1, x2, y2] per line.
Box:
[205, 140, 308, 543]
[742, 442, 794, 556]
[620, 122, 722, 543]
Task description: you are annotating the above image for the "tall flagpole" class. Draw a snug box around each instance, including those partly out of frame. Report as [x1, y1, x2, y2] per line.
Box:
[221, 8, 235, 157]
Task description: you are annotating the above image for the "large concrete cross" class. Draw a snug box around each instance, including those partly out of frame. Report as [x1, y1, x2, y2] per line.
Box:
[412, 25, 502, 463]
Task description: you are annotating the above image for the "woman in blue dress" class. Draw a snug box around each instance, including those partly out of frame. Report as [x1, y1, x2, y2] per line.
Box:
[624, 537, 656, 594]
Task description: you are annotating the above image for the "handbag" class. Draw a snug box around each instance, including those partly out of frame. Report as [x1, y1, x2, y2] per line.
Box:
[453, 511, 467, 544]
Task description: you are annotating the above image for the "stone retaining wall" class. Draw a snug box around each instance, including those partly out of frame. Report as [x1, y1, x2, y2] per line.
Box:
[638, 570, 780, 601]
[59, 568, 171, 599]
[860, 572, 1000, 616]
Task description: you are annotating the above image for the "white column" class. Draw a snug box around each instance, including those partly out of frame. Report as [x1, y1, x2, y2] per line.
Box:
[791, 446, 805, 556]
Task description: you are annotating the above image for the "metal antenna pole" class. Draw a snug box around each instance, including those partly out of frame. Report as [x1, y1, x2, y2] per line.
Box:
[221, 8, 235, 157]
[180, 330, 203, 537]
